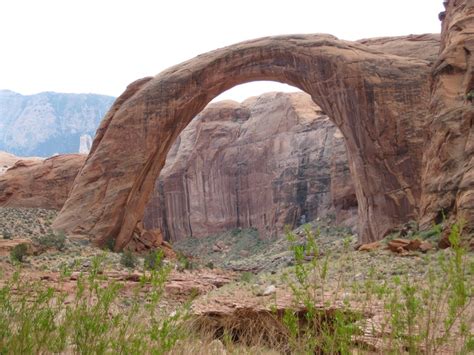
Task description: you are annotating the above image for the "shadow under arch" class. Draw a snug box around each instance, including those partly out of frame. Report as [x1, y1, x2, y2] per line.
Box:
[53, 34, 432, 250]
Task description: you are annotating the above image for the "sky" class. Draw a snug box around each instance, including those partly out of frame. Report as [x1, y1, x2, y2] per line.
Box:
[0, 0, 443, 102]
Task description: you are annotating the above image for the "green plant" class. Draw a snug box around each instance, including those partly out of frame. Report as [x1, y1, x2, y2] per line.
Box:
[177, 253, 194, 271]
[2, 231, 12, 240]
[10, 243, 28, 263]
[279, 221, 473, 354]
[104, 237, 115, 252]
[144, 249, 164, 270]
[35, 231, 66, 251]
[120, 250, 137, 268]
[240, 271, 254, 284]
[0, 254, 188, 354]
[280, 225, 360, 353]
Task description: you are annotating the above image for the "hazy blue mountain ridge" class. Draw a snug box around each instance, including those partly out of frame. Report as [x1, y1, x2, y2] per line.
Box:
[0, 90, 114, 157]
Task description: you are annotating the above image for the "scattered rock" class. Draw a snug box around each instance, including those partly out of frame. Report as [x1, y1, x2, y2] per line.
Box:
[357, 241, 381, 252]
[387, 239, 425, 254]
[419, 241, 433, 253]
[258, 285, 276, 297]
[208, 339, 226, 355]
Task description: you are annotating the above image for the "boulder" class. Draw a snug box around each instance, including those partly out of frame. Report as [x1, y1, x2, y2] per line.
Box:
[357, 241, 381, 252]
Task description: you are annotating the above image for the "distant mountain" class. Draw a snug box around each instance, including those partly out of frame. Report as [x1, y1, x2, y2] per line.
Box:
[0, 90, 115, 157]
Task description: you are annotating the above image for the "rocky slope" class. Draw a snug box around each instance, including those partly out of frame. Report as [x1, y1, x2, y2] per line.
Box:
[0, 154, 86, 209]
[143, 92, 356, 241]
[0, 90, 114, 157]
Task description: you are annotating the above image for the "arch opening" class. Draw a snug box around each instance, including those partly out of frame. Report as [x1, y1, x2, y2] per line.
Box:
[142, 81, 357, 244]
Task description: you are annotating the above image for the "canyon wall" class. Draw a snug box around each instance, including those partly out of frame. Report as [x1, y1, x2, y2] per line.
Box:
[420, 0, 474, 237]
[143, 92, 356, 241]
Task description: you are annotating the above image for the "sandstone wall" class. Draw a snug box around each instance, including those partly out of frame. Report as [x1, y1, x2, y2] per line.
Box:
[143, 92, 356, 241]
[0, 154, 86, 210]
[420, 0, 474, 235]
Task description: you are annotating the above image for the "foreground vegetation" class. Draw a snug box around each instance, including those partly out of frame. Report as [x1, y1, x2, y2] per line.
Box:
[0, 210, 473, 353]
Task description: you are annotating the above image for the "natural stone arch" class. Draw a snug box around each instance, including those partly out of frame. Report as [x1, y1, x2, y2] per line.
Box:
[53, 34, 432, 250]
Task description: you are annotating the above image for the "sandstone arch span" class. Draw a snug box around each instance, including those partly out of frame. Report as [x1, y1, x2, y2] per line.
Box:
[53, 34, 433, 250]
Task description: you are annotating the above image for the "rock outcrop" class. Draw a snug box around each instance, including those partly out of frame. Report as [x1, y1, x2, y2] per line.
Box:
[53, 33, 436, 250]
[0, 154, 86, 209]
[357, 34, 440, 63]
[1, 151, 33, 175]
[143, 92, 356, 241]
[0, 90, 114, 157]
[420, 0, 474, 237]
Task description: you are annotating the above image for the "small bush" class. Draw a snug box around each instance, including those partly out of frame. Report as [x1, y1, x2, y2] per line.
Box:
[231, 228, 241, 237]
[0, 255, 187, 353]
[120, 250, 137, 269]
[205, 261, 214, 269]
[10, 243, 28, 263]
[144, 249, 164, 270]
[177, 253, 194, 271]
[36, 231, 66, 251]
[105, 237, 115, 251]
[240, 271, 254, 283]
[2, 231, 12, 240]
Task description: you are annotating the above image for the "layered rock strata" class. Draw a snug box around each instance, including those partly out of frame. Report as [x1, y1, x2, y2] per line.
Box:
[420, 0, 474, 237]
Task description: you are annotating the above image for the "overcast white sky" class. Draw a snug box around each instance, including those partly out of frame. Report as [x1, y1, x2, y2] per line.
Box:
[0, 0, 443, 101]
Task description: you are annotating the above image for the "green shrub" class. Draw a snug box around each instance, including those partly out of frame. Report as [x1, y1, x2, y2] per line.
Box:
[35, 231, 66, 251]
[240, 271, 254, 283]
[10, 243, 28, 263]
[104, 237, 115, 251]
[0, 255, 187, 353]
[120, 250, 137, 269]
[2, 231, 12, 240]
[144, 249, 164, 270]
[279, 221, 473, 354]
[177, 253, 194, 271]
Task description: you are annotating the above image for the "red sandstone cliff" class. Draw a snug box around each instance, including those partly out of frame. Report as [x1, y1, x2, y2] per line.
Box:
[0, 154, 86, 210]
[143, 92, 356, 241]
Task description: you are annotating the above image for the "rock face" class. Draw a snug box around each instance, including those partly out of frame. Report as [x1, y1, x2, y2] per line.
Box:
[0, 154, 86, 209]
[143, 92, 356, 241]
[53, 33, 436, 250]
[357, 34, 440, 63]
[420, 0, 474, 236]
[0, 151, 42, 175]
[0, 90, 114, 157]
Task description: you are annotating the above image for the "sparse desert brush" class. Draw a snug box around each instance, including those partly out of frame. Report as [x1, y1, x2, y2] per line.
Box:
[9, 243, 28, 263]
[120, 249, 137, 268]
[144, 249, 168, 271]
[277, 221, 474, 354]
[0, 254, 189, 354]
[35, 231, 66, 251]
